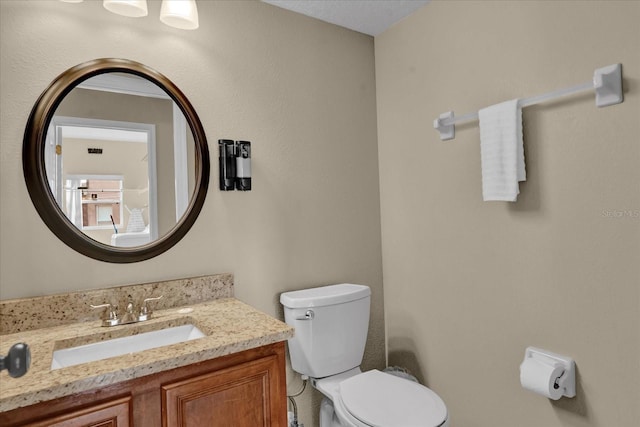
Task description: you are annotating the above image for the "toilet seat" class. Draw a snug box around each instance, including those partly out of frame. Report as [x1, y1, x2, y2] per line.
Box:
[338, 370, 447, 427]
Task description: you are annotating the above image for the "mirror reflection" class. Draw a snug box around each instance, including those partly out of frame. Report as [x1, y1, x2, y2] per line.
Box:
[64, 175, 124, 230]
[46, 73, 196, 247]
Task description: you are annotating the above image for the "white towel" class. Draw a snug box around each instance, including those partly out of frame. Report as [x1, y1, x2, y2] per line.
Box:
[479, 99, 526, 202]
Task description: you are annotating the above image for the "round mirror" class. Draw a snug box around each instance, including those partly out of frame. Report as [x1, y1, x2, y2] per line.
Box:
[23, 58, 210, 263]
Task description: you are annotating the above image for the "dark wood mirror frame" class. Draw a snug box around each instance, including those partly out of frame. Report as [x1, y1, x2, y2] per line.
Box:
[23, 58, 210, 263]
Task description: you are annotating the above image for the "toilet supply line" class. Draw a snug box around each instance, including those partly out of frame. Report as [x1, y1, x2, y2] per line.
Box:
[288, 374, 308, 427]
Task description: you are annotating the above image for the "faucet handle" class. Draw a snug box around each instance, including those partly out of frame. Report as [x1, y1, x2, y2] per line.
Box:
[90, 303, 119, 327]
[138, 295, 163, 321]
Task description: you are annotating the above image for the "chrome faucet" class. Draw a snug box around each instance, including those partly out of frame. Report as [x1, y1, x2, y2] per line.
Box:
[120, 295, 138, 324]
[91, 295, 163, 327]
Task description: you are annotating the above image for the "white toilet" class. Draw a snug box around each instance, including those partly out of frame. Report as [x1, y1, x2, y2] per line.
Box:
[280, 284, 449, 427]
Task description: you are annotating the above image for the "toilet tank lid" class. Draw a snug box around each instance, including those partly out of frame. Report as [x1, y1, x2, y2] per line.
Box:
[280, 284, 370, 308]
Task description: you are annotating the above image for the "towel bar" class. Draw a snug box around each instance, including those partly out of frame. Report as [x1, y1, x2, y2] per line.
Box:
[433, 63, 623, 141]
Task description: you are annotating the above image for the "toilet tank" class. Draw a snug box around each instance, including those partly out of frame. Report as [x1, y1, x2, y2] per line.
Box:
[280, 284, 371, 379]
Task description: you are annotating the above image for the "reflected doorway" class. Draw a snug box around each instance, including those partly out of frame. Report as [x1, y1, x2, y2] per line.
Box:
[46, 117, 158, 245]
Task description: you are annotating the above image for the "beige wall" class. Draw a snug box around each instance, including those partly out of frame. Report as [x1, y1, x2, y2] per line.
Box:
[0, 1, 384, 425]
[376, 1, 639, 427]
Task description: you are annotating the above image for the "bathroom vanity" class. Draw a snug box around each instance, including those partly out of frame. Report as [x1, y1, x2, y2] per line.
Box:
[2, 341, 286, 426]
[0, 275, 294, 426]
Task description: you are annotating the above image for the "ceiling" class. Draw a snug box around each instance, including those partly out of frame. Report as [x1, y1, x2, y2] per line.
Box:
[262, 0, 431, 37]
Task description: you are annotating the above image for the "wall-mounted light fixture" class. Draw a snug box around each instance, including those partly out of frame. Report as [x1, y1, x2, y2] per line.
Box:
[59, 0, 199, 30]
[160, 0, 199, 30]
[103, 0, 148, 18]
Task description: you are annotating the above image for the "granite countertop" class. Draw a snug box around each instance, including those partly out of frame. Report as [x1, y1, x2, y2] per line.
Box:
[0, 298, 294, 412]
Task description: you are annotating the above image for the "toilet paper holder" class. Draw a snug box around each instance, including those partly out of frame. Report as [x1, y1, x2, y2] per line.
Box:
[520, 347, 576, 399]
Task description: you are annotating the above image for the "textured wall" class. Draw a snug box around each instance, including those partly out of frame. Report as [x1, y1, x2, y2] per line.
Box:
[0, 2, 384, 425]
[376, 1, 639, 426]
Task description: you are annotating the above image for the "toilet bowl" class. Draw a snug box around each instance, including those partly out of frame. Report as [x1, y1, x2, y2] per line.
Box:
[280, 284, 449, 427]
[315, 368, 448, 427]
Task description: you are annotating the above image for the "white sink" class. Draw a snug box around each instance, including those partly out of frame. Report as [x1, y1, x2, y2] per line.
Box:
[51, 324, 205, 370]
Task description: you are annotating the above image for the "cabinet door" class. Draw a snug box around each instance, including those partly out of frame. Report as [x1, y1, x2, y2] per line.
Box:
[25, 396, 131, 427]
[162, 354, 282, 427]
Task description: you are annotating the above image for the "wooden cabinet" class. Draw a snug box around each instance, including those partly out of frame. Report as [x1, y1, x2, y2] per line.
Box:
[24, 396, 131, 427]
[23, 396, 131, 427]
[163, 353, 281, 426]
[1, 342, 286, 427]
